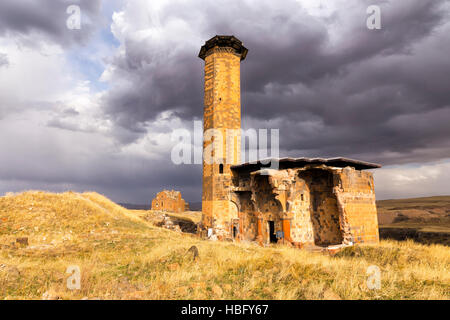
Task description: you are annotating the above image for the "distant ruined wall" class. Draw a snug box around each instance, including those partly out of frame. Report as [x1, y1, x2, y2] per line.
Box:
[151, 190, 187, 213]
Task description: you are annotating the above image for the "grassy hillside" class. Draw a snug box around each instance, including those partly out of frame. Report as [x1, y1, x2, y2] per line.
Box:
[377, 196, 450, 245]
[0, 191, 448, 300]
[377, 195, 450, 223]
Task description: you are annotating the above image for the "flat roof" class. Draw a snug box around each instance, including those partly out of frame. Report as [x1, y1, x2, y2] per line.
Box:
[231, 157, 381, 172]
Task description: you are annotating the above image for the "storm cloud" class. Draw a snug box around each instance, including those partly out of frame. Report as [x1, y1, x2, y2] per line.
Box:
[0, 0, 102, 47]
[102, 0, 450, 165]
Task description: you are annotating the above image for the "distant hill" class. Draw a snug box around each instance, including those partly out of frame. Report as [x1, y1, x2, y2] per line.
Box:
[188, 202, 202, 211]
[119, 203, 149, 210]
[377, 195, 450, 245]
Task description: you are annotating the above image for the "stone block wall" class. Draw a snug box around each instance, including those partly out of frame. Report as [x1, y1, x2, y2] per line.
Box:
[151, 190, 188, 213]
[233, 166, 379, 247]
[335, 167, 379, 244]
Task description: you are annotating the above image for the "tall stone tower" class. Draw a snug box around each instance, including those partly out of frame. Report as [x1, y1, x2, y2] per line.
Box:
[198, 35, 248, 238]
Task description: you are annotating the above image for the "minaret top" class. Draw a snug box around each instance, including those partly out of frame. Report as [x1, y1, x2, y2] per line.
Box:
[198, 35, 248, 61]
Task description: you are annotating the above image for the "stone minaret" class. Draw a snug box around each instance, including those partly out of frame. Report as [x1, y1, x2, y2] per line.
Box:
[198, 35, 248, 238]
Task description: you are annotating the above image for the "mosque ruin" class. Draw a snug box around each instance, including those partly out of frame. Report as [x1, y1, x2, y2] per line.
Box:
[198, 35, 381, 248]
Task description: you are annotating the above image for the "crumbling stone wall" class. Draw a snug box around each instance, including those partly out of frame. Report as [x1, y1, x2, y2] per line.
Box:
[298, 169, 342, 246]
[288, 174, 314, 244]
[334, 167, 379, 244]
[232, 165, 379, 247]
[252, 174, 283, 243]
[151, 190, 188, 213]
[235, 191, 257, 240]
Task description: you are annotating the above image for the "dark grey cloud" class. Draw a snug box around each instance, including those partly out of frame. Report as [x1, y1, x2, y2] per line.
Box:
[0, 151, 201, 204]
[0, 111, 202, 203]
[102, 0, 450, 167]
[102, 49, 203, 137]
[0, 0, 102, 47]
[0, 53, 8, 67]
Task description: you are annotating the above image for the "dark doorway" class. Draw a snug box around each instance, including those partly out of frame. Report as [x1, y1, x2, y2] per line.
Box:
[268, 221, 277, 243]
[232, 226, 238, 238]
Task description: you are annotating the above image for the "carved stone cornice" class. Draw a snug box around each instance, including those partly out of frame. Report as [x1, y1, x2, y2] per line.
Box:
[199, 35, 248, 61]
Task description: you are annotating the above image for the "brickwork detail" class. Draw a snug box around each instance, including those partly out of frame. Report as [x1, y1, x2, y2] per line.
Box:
[200, 36, 245, 239]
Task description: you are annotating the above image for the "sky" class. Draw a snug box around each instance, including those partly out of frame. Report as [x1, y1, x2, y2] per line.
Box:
[0, 0, 449, 204]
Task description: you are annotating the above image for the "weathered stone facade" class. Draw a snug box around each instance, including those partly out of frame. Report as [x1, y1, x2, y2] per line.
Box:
[229, 159, 380, 247]
[198, 35, 381, 248]
[151, 190, 189, 213]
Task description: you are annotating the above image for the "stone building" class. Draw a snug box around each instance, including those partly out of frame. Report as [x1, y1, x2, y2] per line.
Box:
[198, 35, 381, 248]
[151, 190, 189, 213]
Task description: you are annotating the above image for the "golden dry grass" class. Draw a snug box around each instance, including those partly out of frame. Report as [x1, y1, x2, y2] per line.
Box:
[0, 191, 449, 300]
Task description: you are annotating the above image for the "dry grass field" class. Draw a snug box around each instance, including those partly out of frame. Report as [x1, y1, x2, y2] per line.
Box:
[0, 191, 449, 300]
